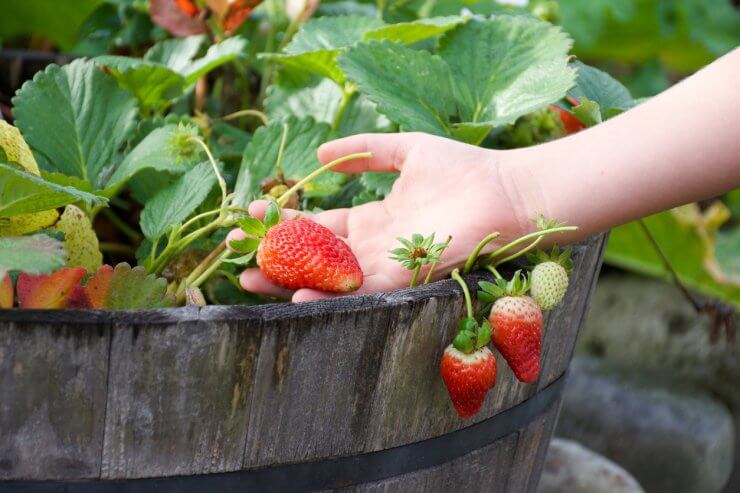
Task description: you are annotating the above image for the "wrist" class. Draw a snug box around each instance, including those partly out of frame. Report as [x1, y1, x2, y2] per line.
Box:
[494, 147, 552, 236]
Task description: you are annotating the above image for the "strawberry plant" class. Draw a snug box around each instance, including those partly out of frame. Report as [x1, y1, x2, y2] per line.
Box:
[2, 8, 607, 312]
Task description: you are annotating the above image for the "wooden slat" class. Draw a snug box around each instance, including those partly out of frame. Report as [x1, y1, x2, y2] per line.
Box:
[0, 318, 110, 479]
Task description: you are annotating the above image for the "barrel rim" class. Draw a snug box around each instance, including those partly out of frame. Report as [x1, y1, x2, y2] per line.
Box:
[0, 237, 597, 325]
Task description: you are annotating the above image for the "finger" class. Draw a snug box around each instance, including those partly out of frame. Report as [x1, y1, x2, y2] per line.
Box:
[248, 200, 350, 238]
[225, 228, 246, 251]
[239, 269, 294, 299]
[291, 273, 396, 302]
[317, 133, 416, 173]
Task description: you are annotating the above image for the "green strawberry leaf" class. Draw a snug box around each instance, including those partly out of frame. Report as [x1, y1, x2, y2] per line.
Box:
[360, 172, 397, 198]
[107, 124, 199, 189]
[265, 76, 393, 136]
[181, 36, 247, 83]
[233, 117, 338, 207]
[340, 40, 456, 136]
[450, 122, 494, 146]
[0, 162, 106, 217]
[438, 16, 575, 127]
[229, 237, 260, 254]
[12, 59, 138, 190]
[476, 319, 492, 348]
[364, 15, 468, 44]
[264, 15, 384, 84]
[93, 56, 187, 113]
[0, 235, 68, 278]
[139, 161, 217, 240]
[144, 35, 206, 72]
[568, 61, 635, 119]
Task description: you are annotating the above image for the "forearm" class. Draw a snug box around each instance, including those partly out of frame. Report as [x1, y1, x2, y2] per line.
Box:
[504, 48, 740, 241]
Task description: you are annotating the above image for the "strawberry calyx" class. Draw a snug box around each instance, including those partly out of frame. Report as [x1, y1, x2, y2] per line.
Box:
[450, 269, 492, 354]
[477, 270, 531, 305]
[390, 233, 451, 287]
[527, 245, 573, 275]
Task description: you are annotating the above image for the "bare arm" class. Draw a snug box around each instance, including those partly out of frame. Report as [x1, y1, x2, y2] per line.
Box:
[506, 47, 740, 240]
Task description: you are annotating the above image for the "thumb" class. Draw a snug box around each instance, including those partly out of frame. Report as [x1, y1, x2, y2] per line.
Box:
[317, 133, 415, 174]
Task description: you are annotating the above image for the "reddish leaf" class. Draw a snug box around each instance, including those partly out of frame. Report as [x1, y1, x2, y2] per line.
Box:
[150, 0, 207, 36]
[223, 0, 262, 33]
[0, 274, 13, 308]
[73, 263, 175, 310]
[17, 268, 87, 309]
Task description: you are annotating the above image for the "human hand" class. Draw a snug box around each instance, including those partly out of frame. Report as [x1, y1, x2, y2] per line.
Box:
[230, 132, 544, 302]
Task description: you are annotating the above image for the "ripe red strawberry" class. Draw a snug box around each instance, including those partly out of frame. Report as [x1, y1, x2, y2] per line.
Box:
[489, 295, 543, 383]
[550, 104, 586, 135]
[440, 345, 497, 419]
[257, 217, 363, 292]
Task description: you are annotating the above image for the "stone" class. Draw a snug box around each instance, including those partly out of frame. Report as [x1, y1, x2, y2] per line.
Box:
[579, 274, 740, 409]
[538, 438, 644, 493]
[557, 356, 734, 493]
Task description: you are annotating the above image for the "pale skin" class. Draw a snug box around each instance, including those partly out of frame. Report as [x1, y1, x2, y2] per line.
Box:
[232, 48, 740, 302]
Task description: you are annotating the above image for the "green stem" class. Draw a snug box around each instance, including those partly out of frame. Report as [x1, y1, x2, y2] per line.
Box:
[482, 226, 577, 266]
[462, 232, 500, 274]
[494, 235, 543, 267]
[220, 109, 269, 126]
[189, 137, 228, 206]
[101, 208, 142, 242]
[179, 208, 222, 234]
[409, 265, 421, 287]
[191, 250, 232, 290]
[450, 269, 474, 319]
[276, 152, 373, 207]
[274, 123, 289, 180]
[486, 265, 504, 281]
[99, 242, 136, 256]
[424, 235, 452, 284]
[332, 87, 356, 131]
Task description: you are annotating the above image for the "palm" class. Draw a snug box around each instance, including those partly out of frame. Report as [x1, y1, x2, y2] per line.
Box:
[337, 137, 523, 295]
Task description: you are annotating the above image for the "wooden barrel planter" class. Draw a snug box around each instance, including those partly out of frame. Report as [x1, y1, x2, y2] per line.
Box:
[0, 234, 606, 492]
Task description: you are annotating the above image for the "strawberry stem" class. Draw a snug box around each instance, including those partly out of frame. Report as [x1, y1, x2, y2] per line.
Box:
[410, 265, 422, 287]
[189, 136, 228, 206]
[220, 109, 269, 126]
[494, 235, 543, 267]
[276, 151, 373, 207]
[486, 264, 504, 281]
[451, 269, 474, 320]
[424, 235, 452, 284]
[463, 232, 500, 274]
[482, 225, 577, 266]
[274, 123, 289, 182]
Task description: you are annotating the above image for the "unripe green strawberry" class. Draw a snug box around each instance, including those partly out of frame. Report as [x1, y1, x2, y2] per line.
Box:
[530, 261, 568, 311]
[527, 247, 573, 311]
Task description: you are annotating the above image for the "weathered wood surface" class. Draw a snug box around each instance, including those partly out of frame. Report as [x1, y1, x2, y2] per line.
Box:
[0, 233, 607, 487]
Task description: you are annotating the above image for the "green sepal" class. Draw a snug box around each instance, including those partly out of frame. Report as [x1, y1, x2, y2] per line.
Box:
[453, 330, 475, 354]
[477, 270, 531, 301]
[458, 317, 477, 333]
[476, 320, 492, 349]
[572, 97, 602, 127]
[222, 251, 256, 266]
[238, 217, 267, 238]
[388, 232, 450, 270]
[229, 237, 260, 254]
[526, 245, 574, 275]
[263, 200, 281, 229]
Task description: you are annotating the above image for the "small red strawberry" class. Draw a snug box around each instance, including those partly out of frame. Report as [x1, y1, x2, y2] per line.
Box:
[550, 100, 586, 135]
[439, 269, 497, 419]
[440, 345, 497, 419]
[228, 202, 363, 293]
[478, 271, 543, 383]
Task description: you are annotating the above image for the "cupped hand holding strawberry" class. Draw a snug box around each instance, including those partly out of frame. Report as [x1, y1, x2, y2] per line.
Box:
[233, 133, 541, 302]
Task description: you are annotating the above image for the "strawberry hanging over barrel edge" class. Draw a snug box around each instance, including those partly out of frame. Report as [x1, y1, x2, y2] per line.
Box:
[440, 269, 497, 419]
